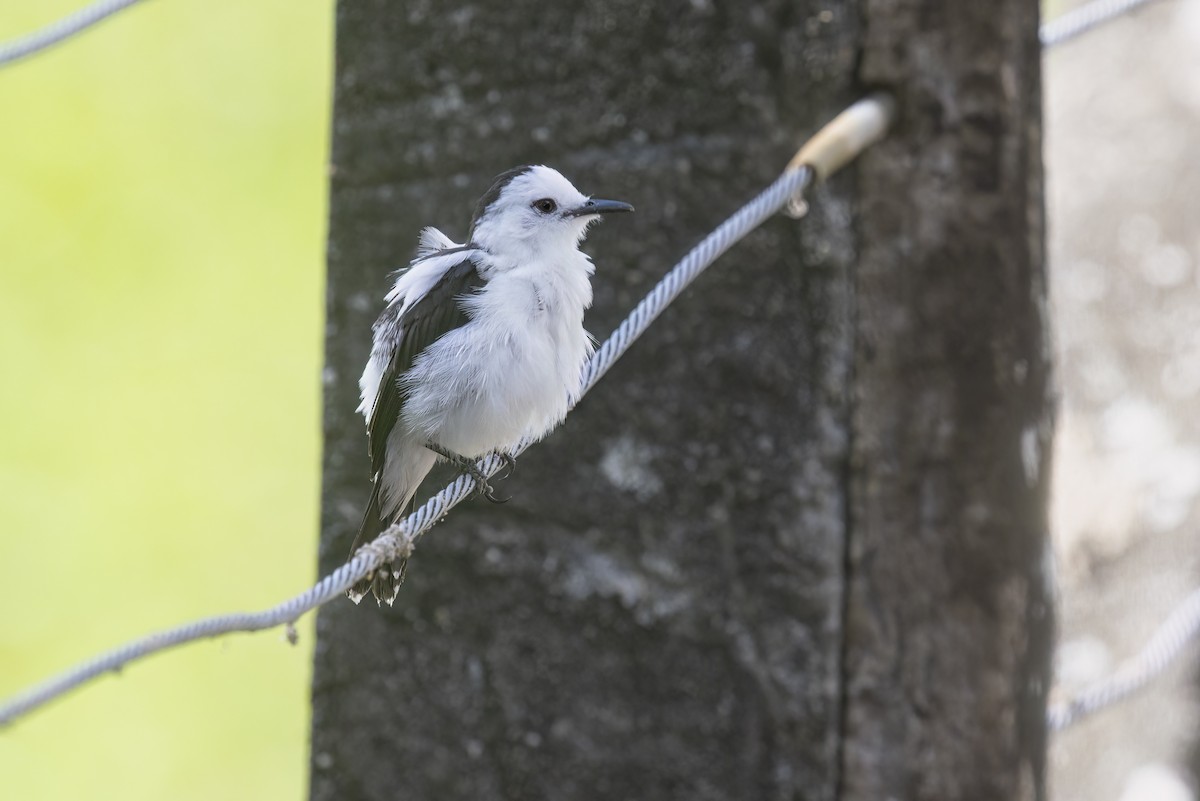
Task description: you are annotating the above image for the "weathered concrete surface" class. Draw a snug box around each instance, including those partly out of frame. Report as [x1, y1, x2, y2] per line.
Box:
[312, 1, 1054, 799]
[845, 1, 1054, 800]
[312, 2, 858, 799]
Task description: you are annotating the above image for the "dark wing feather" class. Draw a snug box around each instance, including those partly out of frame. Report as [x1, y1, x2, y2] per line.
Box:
[366, 255, 486, 478]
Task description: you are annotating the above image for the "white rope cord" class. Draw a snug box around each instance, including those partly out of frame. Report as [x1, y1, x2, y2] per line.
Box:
[1048, 587, 1200, 730]
[0, 0, 1193, 740]
[1038, 0, 1199, 736]
[0, 0, 1168, 70]
[0, 0, 149, 67]
[0, 155, 833, 725]
[1041, 0, 1169, 47]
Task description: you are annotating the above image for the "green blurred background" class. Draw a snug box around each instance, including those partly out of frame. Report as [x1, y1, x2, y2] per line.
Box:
[0, 2, 331, 799]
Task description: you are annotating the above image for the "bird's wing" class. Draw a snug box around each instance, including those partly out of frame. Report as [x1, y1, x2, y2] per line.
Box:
[366, 253, 486, 477]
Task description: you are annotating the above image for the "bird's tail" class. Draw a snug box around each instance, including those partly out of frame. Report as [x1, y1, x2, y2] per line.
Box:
[345, 481, 408, 606]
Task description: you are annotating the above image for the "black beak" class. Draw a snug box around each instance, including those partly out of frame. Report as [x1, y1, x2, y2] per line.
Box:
[566, 198, 635, 218]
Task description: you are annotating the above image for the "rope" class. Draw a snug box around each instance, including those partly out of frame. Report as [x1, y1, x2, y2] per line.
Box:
[0, 157, 829, 725]
[0, 0, 149, 67]
[0, 0, 1169, 68]
[1040, 0, 1169, 47]
[0, 0, 1192, 739]
[1048, 587, 1200, 730]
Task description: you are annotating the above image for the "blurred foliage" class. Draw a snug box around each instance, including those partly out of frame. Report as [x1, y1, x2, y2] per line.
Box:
[0, 2, 331, 799]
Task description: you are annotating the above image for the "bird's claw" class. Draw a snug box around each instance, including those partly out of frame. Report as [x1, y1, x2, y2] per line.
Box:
[480, 453, 514, 502]
[482, 484, 510, 504]
[495, 452, 517, 481]
[467, 464, 509, 504]
[425, 442, 514, 504]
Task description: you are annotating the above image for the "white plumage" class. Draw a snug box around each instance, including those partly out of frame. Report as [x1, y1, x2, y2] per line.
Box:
[348, 165, 632, 605]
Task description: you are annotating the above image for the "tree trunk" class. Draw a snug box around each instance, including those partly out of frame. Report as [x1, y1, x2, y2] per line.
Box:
[310, 2, 1051, 800]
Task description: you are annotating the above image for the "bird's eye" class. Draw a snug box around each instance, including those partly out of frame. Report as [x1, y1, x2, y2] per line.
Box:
[532, 198, 557, 214]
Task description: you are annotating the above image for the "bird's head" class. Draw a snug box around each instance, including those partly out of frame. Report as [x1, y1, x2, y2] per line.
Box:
[468, 165, 633, 258]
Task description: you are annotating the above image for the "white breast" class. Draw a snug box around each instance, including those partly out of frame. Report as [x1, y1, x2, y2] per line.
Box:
[399, 251, 595, 457]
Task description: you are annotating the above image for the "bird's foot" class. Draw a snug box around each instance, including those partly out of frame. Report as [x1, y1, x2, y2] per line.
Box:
[495, 452, 517, 481]
[425, 442, 509, 503]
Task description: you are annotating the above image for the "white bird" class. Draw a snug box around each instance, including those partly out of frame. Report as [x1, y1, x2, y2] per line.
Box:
[348, 165, 633, 605]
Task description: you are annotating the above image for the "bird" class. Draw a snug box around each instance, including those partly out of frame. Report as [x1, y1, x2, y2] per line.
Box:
[347, 165, 633, 605]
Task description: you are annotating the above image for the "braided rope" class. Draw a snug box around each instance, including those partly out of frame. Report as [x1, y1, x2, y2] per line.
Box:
[0, 166, 814, 726]
[0, 0, 149, 67]
[1041, 0, 1169, 47]
[0, 0, 1164, 71]
[0, 0, 1191, 738]
[1048, 587, 1200, 731]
